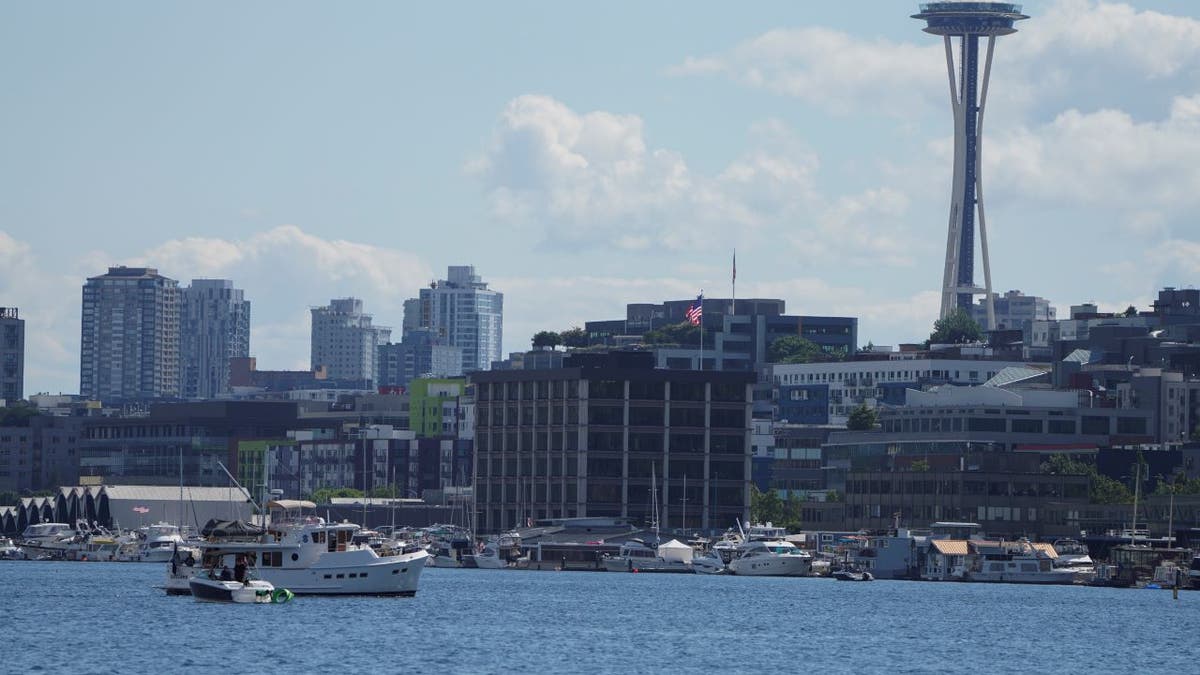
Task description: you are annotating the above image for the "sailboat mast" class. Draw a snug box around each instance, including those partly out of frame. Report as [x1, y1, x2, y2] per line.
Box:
[1129, 460, 1140, 547]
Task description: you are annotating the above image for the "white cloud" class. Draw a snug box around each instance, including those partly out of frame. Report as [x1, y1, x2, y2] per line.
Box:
[669, 1, 1200, 117]
[667, 27, 943, 116]
[986, 95, 1200, 210]
[471, 96, 919, 267]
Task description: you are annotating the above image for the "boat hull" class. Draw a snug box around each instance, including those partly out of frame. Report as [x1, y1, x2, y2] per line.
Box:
[189, 577, 277, 603]
[255, 550, 428, 595]
[728, 556, 811, 577]
[966, 571, 1079, 585]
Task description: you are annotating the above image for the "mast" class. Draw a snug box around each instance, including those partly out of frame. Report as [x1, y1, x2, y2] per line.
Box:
[1129, 460, 1141, 547]
[651, 463, 660, 541]
[682, 475, 688, 532]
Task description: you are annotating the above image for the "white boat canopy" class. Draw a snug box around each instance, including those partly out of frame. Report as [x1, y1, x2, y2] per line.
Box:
[267, 500, 317, 510]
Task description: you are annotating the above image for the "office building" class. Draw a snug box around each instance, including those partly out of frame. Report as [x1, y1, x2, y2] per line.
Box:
[971, 290, 1055, 332]
[80, 266, 181, 401]
[470, 351, 754, 534]
[180, 279, 250, 399]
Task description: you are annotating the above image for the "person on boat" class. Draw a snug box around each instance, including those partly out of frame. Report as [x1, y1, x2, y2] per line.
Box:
[219, 564, 233, 581]
[234, 556, 248, 583]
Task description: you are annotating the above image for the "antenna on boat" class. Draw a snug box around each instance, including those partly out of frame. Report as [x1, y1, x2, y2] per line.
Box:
[217, 461, 262, 519]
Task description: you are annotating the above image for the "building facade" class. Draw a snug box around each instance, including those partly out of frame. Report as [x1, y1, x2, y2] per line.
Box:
[310, 298, 391, 387]
[772, 355, 1036, 426]
[971, 290, 1055, 332]
[412, 266, 503, 373]
[0, 416, 83, 493]
[180, 279, 250, 399]
[470, 351, 754, 534]
[80, 267, 181, 401]
[377, 328, 463, 389]
[0, 308, 23, 402]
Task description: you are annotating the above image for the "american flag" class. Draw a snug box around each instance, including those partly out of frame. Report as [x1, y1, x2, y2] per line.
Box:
[686, 293, 703, 326]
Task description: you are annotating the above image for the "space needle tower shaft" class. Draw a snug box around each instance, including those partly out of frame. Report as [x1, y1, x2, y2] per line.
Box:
[913, 2, 1028, 325]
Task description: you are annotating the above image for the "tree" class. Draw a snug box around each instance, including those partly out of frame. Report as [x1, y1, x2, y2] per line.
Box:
[846, 404, 877, 431]
[909, 459, 931, 472]
[0, 490, 18, 506]
[768, 335, 826, 364]
[1040, 454, 1133, 504]
[368, 485, 399, 498]
[824, 490, 843, 503]
[308, 487, 364, 503]
[929, 308, 982, 345]
[0, 402, 40, 427]
[559, 326, 589, 348]
[642, 322, 700, 347]
[1123, 305, 1138, 318]
[531, 331, 563, 348]
[750, 485, 784, 525]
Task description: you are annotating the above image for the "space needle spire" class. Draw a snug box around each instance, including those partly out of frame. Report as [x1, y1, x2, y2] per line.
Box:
[913, 2, 1028, 326]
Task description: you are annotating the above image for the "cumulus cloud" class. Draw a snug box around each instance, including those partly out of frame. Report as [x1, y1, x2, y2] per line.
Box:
[669, 1, 1200, 118]
[470, 96, 919, 267]
[667, 27, 944, 116]
[985, 94, 1200, 210]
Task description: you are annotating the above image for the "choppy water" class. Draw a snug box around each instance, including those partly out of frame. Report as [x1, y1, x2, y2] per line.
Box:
[1, 561, 1197, 674]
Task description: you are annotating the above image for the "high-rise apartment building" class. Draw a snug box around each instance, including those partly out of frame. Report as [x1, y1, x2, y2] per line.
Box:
[181, 279, 251, 399]
[80, 266, 181, 401]
[411, 266, 502, 373]
[310, 298, 391, 386]
[0, 307, 24, 401]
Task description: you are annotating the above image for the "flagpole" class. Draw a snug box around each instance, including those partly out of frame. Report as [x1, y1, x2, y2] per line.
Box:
[699, 292, 704, 371]
[731, 249, 736, 316]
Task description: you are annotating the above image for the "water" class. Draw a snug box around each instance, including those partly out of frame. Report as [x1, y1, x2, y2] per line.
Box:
[2, 561, 1197, 674]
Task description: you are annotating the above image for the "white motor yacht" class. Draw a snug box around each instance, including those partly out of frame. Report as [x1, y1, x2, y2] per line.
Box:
[137, 523, 200, 563]
[690, 549, 726, 575]
[467, 540, 512, 570]
[0, 536, 26, 560]
[966, 540, 1079, 585]
[175, 500, 427, 596]
[19, 522, 76, 555]
[1051, 538, 1094, 572]
[727, 539, 812, 577]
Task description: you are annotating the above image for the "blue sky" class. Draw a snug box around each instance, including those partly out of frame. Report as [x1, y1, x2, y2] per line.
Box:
[3, 1, 1200, 395]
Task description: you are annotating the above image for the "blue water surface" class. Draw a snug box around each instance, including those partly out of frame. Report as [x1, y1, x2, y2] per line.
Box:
[1, 561, 1197, 674]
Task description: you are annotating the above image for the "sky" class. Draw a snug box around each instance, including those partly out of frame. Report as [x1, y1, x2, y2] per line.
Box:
[3, 0, 1200, 396]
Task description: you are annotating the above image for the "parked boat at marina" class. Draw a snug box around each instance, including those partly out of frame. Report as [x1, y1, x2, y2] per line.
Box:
[965, 540, 1079, 585]
[602, 539, 693, 573]
[690, 549, 726, 575]
[727, 539, 812, 577]
[18, 522, 75, 554]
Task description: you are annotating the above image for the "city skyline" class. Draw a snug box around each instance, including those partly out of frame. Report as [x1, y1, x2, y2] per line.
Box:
[3, 0, 1200, 395]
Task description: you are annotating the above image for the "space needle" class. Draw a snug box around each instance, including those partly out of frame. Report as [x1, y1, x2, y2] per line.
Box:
[913, 3, 1028, 326]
